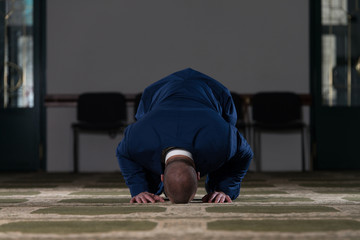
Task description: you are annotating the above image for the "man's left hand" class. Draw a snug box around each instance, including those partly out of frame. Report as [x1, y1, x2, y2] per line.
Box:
[202, 191, 232, 203]
[130, 192, 165, 203]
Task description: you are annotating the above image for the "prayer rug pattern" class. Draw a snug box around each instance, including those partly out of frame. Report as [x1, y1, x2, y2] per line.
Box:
[0, 171, 359, 239]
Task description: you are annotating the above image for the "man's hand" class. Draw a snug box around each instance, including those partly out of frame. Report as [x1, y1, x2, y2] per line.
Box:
[202, 191, 232, 203]
[130, 192, 165, 203]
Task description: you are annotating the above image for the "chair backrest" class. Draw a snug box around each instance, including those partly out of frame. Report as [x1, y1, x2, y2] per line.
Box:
[230, 92, 245, 121]
[252, 92, 302, 124]
[77, 93, 127, 124]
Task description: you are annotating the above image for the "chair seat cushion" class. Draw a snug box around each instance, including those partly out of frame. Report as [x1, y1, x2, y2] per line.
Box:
[252, 121, 305, 130]
[236, 121, 247, 128]
[72, 121, 126, 131]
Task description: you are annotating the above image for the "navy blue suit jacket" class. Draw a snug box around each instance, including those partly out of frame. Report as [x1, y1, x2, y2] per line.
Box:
[116, 68, 253, 200]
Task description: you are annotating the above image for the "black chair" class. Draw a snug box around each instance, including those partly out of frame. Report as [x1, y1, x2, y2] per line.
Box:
[231, 92, 249, 140]
[251, 92, 307, 172]
[72, 92, 127, 173]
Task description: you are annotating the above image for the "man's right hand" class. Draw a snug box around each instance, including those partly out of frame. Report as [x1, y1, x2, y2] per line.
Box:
[130, 192, 165, 203]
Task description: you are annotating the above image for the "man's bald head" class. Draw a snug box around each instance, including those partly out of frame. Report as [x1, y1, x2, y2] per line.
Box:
[163, 158, 198, 204]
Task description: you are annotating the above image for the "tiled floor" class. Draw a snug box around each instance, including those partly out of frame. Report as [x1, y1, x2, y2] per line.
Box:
[0, 171, 359, 239]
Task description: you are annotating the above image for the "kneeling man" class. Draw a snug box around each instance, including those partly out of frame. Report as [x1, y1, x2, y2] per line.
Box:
[116, 68, 253, 204]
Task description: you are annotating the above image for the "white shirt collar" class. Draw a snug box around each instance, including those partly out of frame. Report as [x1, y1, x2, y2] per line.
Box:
[165, 149, 193, 164]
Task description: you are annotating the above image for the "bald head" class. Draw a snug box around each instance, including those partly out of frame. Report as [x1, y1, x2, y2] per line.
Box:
[163, 158, 198, 204]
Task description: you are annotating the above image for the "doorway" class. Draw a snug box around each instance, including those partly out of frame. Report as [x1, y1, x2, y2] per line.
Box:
[311, 0, 360, 169]
[0, 0, 46, 171]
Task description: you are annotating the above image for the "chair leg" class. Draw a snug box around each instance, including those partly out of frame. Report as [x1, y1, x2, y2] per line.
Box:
[254, 128, 261, 172]
[306, 126, 313, 171]
[257, 130, 262, 172]
[73, 127, 79, 173]
[251, 127, 255, 170]
[301, 127, 305, 172]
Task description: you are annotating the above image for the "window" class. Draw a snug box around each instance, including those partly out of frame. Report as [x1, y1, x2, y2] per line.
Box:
[321, 0, 360, 106]
[1, 0, 34, 108]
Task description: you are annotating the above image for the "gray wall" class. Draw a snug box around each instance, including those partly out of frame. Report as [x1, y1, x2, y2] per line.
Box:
[46, 0, 309, 172]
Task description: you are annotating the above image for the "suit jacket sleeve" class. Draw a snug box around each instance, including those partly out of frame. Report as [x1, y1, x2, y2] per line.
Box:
[205, 131, 253, 200]
[116, 126, 149, 197]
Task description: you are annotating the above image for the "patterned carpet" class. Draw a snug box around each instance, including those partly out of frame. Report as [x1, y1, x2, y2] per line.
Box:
[0, 171, 359, 239]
